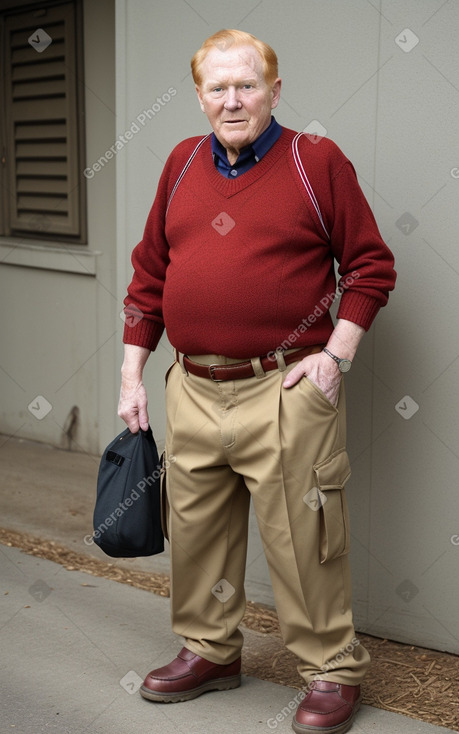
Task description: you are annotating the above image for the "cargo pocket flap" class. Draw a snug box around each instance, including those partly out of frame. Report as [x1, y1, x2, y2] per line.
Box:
[313, 449, 351, 563]
[314, 448, 351, 490]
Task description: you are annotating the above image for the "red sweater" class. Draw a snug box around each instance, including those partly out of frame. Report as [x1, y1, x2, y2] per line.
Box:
[124, 127, 396, 358]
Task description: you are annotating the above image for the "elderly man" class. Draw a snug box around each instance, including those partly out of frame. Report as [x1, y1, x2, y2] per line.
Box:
[119, 29, 396, 734]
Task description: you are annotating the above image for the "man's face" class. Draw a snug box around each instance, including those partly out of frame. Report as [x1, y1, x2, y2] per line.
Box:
[196, 44, 281, 158]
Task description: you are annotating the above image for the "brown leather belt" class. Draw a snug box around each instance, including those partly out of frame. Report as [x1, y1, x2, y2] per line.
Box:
[180, 345, 323, 382]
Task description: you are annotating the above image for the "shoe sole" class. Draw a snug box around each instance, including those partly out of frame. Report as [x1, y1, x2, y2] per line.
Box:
[292, 699, 361, 734]
[139, 674, 241, 703]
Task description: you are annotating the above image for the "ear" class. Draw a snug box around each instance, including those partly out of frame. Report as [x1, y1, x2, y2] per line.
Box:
[195, 85, 206, 113]
[270, 78, 282, 110]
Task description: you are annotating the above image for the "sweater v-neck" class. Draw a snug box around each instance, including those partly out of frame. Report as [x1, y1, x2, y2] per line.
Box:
[200, 127, 293, 197]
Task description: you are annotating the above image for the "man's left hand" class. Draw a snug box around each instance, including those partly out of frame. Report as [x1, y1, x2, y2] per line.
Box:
[282, 351, 342, 406]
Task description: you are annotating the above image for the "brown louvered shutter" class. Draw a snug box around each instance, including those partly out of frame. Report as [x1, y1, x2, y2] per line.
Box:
[3, 2, 85, 240]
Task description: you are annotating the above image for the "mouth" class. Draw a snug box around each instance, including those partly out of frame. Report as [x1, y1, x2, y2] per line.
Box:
[223, 120, 247, 124]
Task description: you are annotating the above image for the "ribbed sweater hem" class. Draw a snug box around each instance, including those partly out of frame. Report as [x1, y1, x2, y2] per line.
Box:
[123, 317, 164, 351]
[337, 292, 381, 331]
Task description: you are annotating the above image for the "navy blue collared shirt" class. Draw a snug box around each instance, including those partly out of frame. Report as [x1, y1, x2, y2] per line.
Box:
[211, 116, 282, 178]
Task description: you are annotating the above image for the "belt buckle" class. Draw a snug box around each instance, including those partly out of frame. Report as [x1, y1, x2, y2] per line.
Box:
[209, 364, 224, 382]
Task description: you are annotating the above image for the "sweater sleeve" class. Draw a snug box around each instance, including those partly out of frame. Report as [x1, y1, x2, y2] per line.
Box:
[329, 157, 396, 330]
[298, 136, 396, 331]
[122, 138, 202, 350]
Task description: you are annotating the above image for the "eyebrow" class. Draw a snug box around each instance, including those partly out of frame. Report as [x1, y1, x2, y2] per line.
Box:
[205, 77, 259, 88]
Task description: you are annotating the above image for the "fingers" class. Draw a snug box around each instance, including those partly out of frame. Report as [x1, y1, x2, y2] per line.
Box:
[118, 404, 138, 433]
[282, 353, 320, 388]
[282, 352, 341, 397]
[138, 405, 150, 432]
[118, 406, 149, 434]
[127, 416, 141, 434]
[282, 361, 305, 388]
[118, 382, 149, 433]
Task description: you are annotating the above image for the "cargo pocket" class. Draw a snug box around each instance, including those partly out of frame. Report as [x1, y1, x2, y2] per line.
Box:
[160, 452, 170, 542]
[313, 449, 351, 563]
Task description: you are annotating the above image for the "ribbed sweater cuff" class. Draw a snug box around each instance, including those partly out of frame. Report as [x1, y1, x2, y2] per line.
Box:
[123, 316, 164, 351]
[337, 291, 381, 331]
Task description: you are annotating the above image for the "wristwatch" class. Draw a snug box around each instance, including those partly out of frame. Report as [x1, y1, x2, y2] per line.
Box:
[322, 348, 352, 373]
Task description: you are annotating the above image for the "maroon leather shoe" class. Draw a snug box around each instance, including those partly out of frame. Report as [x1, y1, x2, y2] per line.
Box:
[292, 680, 361, 734]
[140, 647, 241, 703]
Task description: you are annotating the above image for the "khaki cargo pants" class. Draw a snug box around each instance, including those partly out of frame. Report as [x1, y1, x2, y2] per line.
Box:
[162, 353, 370, 685]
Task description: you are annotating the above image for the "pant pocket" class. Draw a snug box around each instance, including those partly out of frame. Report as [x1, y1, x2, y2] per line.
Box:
[313, 448, 351, 563]
[160, 452, 170, 542]
[164, 360, 176, 386]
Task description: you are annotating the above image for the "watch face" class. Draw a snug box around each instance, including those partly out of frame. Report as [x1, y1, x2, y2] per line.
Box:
[339, 359, 352, 373]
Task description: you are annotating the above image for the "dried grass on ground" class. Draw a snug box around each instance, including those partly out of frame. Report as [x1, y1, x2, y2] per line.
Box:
[1, 527, 458, 731]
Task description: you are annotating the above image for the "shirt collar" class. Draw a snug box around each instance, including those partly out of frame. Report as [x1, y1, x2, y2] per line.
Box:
[211, 116, 282, 167]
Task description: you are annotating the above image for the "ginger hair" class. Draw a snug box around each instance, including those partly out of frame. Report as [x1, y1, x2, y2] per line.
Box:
[191, 29, 279, 87]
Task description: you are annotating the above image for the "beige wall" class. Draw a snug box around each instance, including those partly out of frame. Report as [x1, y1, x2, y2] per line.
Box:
[0, 0, 118, 454]
[115, 0, 459, 653]
[1, 0, 458, 655]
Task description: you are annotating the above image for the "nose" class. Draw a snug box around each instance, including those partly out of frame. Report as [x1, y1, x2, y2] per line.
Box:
[224, 86, 242, 111]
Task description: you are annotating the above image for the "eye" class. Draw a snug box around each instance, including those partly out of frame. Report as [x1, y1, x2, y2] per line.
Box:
[242, 84, 253, 89]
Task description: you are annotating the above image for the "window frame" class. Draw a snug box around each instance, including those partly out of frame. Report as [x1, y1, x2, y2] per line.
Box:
[0, 0, 87, 245]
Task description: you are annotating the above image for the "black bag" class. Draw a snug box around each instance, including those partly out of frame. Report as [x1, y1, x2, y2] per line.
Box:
[92, 426, 164, 557]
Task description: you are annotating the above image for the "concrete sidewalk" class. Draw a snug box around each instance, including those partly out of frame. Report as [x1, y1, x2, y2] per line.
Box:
[1, 546, 454, 734]
[0, 435, 456, 733]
